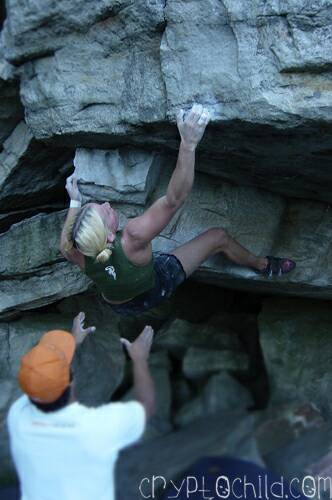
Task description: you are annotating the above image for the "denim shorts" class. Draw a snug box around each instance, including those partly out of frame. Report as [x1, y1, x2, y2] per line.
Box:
[109, 252, 187, 316]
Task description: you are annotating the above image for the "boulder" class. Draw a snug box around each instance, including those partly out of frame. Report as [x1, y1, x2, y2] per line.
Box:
[264, 423, 332, 489]
[259, 298, 332, 416]
[74, 147, 163, 205]
[3, 1, 332, 202]
[255, 402, 325, 457]
[116, 412, 262, 499]
[161, 0, 332, 203]
[7, 0, 166, 140]
[152, 168, 332, 301]
[183, 347, 249, 380]
[154, 317, 242, 359]
[0, 38, 23, 149]
[0, 211, 91, 315]
[175, 372, 253, 427]
[0, 121, 72, 210]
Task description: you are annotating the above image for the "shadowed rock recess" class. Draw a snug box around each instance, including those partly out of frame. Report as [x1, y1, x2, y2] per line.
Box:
[1, 0, 332, 496]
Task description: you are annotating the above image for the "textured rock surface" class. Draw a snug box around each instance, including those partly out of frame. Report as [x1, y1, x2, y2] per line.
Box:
[153, 168, 332, 300]
[264, 423, 332, 486]
[3, 161, 332, 319]
[259, 298, 332, 416]
[2, 0, 332, 202]
[155, 317, 242, 358]
[175, 372, 253, 427]
[0, 121, 72, 210]
[0, 211, 91, 316]
[5, 0, 167, 140]
[117, 413, 262, 500]
[74, 147, 163, 205]
[183, 347, 249, 379]
[0, 40, 23, 149]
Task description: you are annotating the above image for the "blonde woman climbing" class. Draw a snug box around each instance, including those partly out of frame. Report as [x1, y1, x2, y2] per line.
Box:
[60, 104, 295, 316]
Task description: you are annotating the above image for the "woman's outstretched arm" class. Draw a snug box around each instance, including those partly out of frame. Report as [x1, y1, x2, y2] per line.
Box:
[123, 104, 210, 249]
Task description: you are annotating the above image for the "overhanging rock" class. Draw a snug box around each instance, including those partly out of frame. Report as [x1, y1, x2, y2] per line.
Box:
[0, 38, 23, 149]
[2, 0, 332, 202]
[2, 162, 332, 317]
[153, 167, 332, 300]
[74, 147, 163, 205]
[0, 121, 72, 210]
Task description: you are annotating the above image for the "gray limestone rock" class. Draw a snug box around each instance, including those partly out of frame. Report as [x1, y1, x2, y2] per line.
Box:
[259, 298, 332, 416]
[0, 211, 91, 315]
[3, 164, 332, 317]
[155, 318, 242, 359]
[175, 372, 253, 427]
[264, 423, 332, 488]
[0, 261, 90, 316]
[11, 0, 167, 141]
[255, 402, 325, 458]
[153, 168, 332, 301]
[0, 210, 67, 276]
[116, 413, 263, 499]
[0, 121, 72, 210]
[2, 0, 132, 62]
[183, 347, 249, 380]
[0, 38, 23, 149]
[0, 203, 64, 234]
[74, 147, 163, 205]
[3, 0, 332, 202]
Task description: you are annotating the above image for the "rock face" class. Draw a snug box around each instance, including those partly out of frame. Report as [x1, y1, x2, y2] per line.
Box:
[2, 0, 332, 202]
[117, 413, 261, 500]
[259, 298, 332, 416]
[0, 211, 91, 316]
[175, 372, 253, 427]
[153, 167, 332, 300]
[74, 147, 163, 205]
[0, 121, 72, 210]
[0, 40, 23, 149]
[1, 0, 332, 494]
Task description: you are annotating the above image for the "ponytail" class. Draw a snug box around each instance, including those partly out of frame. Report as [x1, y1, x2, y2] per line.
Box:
[96, 248, 113, 263]
[72, 206, 113, 261]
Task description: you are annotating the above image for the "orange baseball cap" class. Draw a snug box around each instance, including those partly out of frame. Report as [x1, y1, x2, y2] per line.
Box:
[18, 330, 75, 404]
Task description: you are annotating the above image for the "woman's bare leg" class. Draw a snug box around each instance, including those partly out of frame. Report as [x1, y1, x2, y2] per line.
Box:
[171, 228, 267, 277]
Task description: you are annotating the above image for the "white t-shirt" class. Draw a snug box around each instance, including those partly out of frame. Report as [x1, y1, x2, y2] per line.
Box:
[7, 395, 145, 500]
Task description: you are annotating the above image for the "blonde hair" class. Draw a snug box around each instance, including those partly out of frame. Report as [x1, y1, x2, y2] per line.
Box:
[70, 206, 113, 263]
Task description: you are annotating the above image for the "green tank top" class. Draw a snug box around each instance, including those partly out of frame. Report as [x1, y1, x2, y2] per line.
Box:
[84, 233, 155, 302]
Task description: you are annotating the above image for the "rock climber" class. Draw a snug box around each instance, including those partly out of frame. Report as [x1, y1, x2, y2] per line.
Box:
[60, 104, 296, 316]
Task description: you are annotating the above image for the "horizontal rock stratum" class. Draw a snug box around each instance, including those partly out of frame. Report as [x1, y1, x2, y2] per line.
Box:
[1, 154, 332, 318]
[2, 0, 332, 202]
